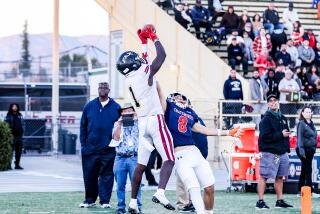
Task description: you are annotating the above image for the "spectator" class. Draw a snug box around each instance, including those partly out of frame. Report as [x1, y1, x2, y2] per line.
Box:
[227, 38, 248, 71]
[238, 14, 251, 34]
[153, 0, 173, 10]
[314, 42, 320, 66]
[226, 29, 245, 46]
[275, 63, 286, 83]
[5, 103, 24, 170]
[286, 39, 301, 67]
[79, 82, 121, 208]
[298, 39, 315, 68]
[253, 28, 272, 58]
[241, 22, 255, 41]
[208, 0, 225, 24]
[220, 5, 240, 35]
[223, 69, 243, 128]
[278, 69, 300, 129]
[275, 44, 292, 67]
[191, 0, 212, 39]
[282, 2, 299, 35]
[252, 14, 263, 37]
[174, 3, 192, 30]
[270, 28, 288, 58]
[250, 71, 268, 128]
[307, 65, 320, 100]
[243, 31, 254, 64]
[304, 29, 317, 49]
[296, 67, 313, 99]
[256, 94, 293, 210]
[262, 69, 280, 98]
[291, 21, 304, 46]
[262, 2, 284, 34]
[296, 106, 318, 196]
[112, 103, 142, 214]
[254, 50, 276, 76]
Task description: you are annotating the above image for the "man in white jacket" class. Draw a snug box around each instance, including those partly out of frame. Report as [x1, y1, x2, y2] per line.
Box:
[282, 2, 299, 34]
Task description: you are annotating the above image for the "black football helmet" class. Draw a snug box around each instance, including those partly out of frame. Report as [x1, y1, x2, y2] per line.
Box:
[116, 51, 144, 76]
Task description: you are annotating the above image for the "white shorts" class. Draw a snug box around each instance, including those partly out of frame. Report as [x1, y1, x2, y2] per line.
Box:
[175, 146, 215, 190]
[137, 114, 175, 165]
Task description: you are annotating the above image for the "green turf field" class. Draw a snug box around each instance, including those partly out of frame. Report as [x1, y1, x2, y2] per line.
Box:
[0, 191, 319, 214]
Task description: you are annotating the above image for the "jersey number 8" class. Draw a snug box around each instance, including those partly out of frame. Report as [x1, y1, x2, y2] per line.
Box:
[178, 116, 187, 133]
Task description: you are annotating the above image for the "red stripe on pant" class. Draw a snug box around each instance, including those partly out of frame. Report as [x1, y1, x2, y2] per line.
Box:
[161, 114, 175, 160]
[157, 114, 172, 161]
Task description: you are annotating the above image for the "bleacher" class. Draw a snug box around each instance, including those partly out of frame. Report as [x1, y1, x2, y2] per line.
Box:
[164, 0, 320, 76]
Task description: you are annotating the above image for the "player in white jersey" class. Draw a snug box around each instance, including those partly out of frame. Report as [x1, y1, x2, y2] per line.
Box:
[116, 25, 175, 214]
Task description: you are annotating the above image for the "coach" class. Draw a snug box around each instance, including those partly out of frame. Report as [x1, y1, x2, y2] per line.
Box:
[256, 94, 293, 210]
[79, 82, 120, 208]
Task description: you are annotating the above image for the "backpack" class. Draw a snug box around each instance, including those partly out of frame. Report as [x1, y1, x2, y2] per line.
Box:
[206, 27, 225, 46]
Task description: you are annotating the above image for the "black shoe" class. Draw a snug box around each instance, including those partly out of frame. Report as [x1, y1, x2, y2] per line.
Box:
[128, 207, 140, 214]
[275, 199, 293, 208]
[179, 203, 195, 212]
[148, 181, 158, 187]
[256, 200, 270, 210]
[116, 209, 126, 214]
[15, 165, 24, 170]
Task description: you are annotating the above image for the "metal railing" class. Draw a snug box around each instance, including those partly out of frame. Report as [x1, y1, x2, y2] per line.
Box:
[217, 100, 320, 130]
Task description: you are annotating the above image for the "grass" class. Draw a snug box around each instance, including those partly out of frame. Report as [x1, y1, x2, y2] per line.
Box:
[0, 191, 320, 214]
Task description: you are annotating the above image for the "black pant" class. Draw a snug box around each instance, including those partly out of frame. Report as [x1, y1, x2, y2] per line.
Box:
[12, 136, 23, 166]
[229, 58, 248, 70]
[193, 21, 212, 39]
[145, 150, 158, 184]
[296, 148, 315, 192]
[82, 149, 116, 204]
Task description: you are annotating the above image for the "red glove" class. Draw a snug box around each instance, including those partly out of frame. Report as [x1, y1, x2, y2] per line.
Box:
[137, 29, 147, 44]
[142, 24, 159, 42]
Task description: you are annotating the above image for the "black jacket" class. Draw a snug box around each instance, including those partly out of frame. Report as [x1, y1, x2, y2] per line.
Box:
[296, 120, 317, 157]
[259, 110, 290, 155]
[5, 114, 24, 137]
[263, 9, 280, 24]
[227, 44, 244, 60]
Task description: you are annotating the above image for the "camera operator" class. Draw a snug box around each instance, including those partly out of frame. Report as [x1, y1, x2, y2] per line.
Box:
[112, 103, 142, 214]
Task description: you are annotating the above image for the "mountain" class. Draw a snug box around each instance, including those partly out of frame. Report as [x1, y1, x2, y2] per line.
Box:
[0, 33, 109, 70]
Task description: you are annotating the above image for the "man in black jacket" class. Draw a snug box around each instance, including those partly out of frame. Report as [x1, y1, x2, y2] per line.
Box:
[263, 2, 284, 34]
[227, 38, 248, 71]
[5, 103, 24, 170]
[256, 94, 293, 210]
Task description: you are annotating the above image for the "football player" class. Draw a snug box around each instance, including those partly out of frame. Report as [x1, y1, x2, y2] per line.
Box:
[157, 84, 243, 214]
[116, 25, 175, 214]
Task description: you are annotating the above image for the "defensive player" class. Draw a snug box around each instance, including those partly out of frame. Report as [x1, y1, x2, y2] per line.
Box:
[157, 84, 243, 214]
[116, 25, 175, 214]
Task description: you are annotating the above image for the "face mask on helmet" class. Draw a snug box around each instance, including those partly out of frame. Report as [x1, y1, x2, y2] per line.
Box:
[116, 51, 145, 76]
[167, 92, 188, 109]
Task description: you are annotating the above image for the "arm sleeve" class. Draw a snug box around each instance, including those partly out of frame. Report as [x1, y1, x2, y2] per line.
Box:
[297, 122, 305, 157]
[80, 106, 88, 145]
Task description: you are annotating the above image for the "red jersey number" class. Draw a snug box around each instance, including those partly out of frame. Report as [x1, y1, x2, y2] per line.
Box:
[178, 116, 187, 133]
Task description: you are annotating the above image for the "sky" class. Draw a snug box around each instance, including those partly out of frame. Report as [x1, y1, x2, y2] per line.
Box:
[0, 0, 109, 37]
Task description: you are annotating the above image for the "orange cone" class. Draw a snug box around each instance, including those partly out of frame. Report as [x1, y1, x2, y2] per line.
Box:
[301, 186, 312, 214]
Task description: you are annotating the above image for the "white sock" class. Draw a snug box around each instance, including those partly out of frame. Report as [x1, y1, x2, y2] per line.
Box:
[129, 198, 138, 208]
[189, 187, 205, 214]
[156, 188, 165, 195]
[205, 210, 214, 214]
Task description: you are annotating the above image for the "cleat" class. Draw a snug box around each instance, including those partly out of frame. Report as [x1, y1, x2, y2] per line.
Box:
[101, 203, 111, 208]
[152, 194, 175, 211]
[128, 206, 141, 214]
[255, 200, 269, 210]
[275, 200, 293, 208]
[79, 202, 96, 208]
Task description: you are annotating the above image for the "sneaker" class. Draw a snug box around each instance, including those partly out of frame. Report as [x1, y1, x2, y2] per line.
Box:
[79, 202, 96, 208]
[15, 165, 24, 170]
[255, 200, 270, 210]
[179, 203, 195, 212]
[275, 199, 293, 208]
[152, 192, 175, 211]
[128, 206, 141, 214]
[116, 209, 126, 214]
[101, 203, 111, 208]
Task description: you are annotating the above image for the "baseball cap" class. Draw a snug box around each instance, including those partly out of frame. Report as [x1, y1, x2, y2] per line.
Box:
[118, 103, 134, 114]
[267, 94, 278, 102]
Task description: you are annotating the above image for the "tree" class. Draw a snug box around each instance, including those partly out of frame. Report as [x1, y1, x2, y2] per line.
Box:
[0, 121, 13, 171]
[19, 20, 32, 77]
